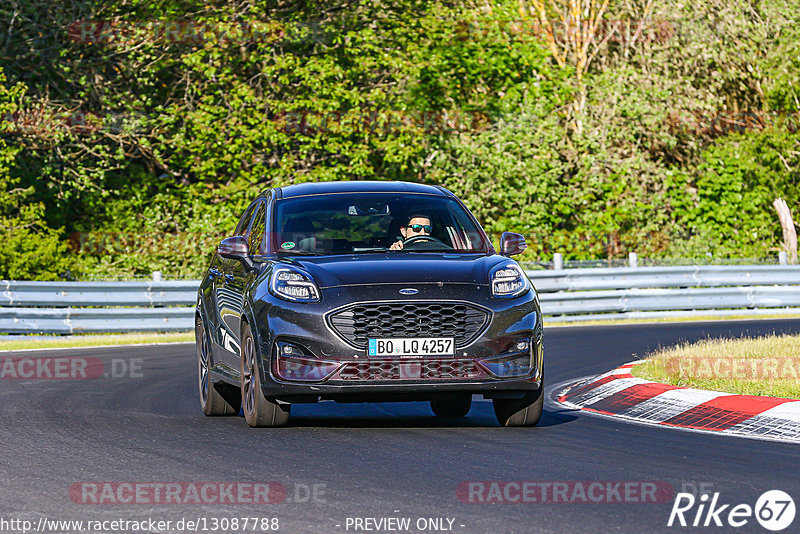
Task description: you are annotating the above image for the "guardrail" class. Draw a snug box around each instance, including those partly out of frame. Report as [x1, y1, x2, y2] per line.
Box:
[1, 264, 800, 333]
[528, 265, 800, 322]
[0, 281, 197, 334]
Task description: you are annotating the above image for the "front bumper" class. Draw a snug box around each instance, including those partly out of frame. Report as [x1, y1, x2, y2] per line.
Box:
[251, 282, 543, 402]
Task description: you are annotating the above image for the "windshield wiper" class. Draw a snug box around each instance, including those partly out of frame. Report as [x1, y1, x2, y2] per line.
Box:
[400, 249, 454, 253]
[351, 247, 388, 253]
[276, 250, 322, 256]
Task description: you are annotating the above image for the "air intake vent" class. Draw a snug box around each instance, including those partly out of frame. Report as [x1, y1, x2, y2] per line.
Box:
[327, 301, 490, 349]
[337, 359, 483, 380]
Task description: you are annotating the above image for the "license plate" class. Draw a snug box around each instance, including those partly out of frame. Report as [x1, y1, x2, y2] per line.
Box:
[368, 337, 454, 357]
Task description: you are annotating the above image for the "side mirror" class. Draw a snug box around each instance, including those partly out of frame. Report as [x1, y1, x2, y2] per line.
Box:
[218, 236, 254, 269]
[500, 232, 527, 257]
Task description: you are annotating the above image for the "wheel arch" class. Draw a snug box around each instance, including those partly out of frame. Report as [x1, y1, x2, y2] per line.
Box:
[240, 299, 271, 380]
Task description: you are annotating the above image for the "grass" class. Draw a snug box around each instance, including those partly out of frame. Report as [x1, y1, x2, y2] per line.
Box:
[633, 333, 800, 399]
[0, 332, 194, 351]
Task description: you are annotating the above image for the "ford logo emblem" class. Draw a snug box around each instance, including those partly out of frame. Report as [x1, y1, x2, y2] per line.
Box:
[399, 288, 419, 295]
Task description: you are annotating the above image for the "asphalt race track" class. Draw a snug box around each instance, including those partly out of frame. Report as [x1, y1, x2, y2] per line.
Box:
[2, 319, 799, 534]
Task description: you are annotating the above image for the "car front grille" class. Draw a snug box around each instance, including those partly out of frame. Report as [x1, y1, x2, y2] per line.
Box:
[327, 301, 490, 349]
[335, 359, 484, 380]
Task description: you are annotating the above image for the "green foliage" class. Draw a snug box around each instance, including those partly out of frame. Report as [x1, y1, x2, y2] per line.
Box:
[0, 0, 799, 279]
[0, 68, 78, 280]
[665, 131, 800, 258]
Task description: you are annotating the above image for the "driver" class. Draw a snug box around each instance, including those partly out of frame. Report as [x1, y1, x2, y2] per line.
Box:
[389, 214, 432, 250]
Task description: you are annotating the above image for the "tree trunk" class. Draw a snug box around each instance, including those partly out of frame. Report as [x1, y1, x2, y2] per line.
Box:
[773, 197, 798, 264]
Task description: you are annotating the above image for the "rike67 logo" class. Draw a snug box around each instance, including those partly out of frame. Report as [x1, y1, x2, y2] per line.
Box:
[668, 490, 795, 531]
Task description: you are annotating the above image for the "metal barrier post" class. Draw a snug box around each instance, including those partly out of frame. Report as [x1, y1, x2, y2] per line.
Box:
[553, 253, 564, 271]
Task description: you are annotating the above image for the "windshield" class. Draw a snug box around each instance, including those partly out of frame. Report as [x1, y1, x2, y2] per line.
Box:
[272, 192, 489, 255]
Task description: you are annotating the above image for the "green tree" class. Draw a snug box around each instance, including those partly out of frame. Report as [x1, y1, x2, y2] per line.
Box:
[0, 68, 77, 279]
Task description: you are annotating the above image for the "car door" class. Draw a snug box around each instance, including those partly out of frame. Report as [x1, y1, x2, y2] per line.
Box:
[215, 202, 257, 368]
[226, 201, 265, 353]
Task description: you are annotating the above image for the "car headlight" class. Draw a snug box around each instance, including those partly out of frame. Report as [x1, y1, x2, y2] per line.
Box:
[490, 263, 530, 298]
[270, 266, 321, 302]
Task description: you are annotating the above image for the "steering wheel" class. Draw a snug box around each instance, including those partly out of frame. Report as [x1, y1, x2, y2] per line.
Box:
[402, 235, 449, 248]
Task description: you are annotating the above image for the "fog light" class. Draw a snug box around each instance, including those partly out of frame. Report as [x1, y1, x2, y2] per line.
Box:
[516, 340, 530, 351]
[478, 354, 533, 378]
[277, 356, 340, 381]
[274, 342, 340, 382]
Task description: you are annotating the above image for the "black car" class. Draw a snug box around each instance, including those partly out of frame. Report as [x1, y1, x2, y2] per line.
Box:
[195, 181, 544, 427]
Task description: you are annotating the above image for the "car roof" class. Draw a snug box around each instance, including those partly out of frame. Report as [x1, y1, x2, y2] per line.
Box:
[276, 181, 450, 199]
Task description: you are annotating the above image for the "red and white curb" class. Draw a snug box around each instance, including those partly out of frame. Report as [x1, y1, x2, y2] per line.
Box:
[556, 362, 800, 443]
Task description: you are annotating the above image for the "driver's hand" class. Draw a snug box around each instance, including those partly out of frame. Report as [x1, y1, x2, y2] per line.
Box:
[390, 240, 404, 250]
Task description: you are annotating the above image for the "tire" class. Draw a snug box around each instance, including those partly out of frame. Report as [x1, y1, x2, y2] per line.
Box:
[493, 382, 544, 427]
[196, 314, 239, 416]
[240, 322, 290, 427]
[430, 394, 472, 418]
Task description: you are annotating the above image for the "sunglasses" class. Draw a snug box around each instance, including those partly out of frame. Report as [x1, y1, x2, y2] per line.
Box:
[406, 224, 432, 233]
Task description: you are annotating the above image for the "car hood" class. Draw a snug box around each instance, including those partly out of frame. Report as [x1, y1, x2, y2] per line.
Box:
[280, 253, 510, 289]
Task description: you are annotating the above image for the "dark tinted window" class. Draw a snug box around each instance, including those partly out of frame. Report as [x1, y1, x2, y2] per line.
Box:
[248, 203, 266, 255]
[235, 203, 257, 237]
[273, 193, 488, 255]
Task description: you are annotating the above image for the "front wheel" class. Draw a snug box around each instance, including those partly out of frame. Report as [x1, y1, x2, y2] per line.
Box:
[430, 394, 472, 418]
[196, 314, 239, 416]
[493, 382, 544, 427]
[241, 323, 290, 427]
